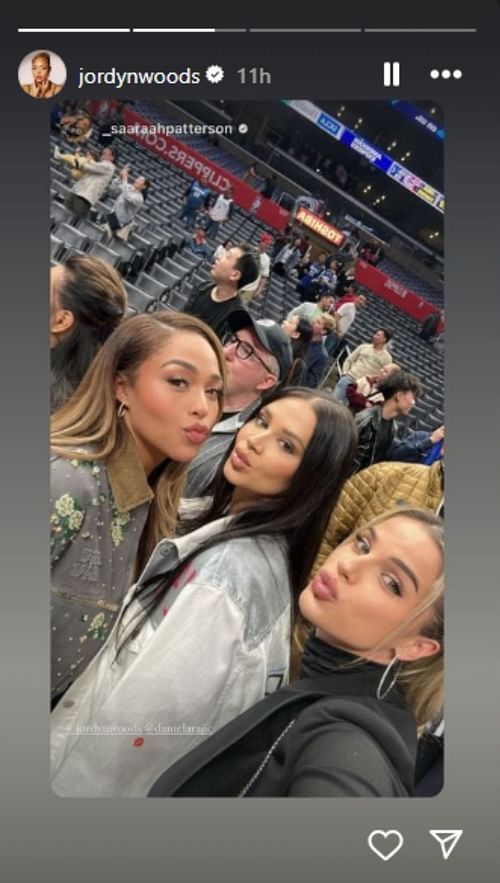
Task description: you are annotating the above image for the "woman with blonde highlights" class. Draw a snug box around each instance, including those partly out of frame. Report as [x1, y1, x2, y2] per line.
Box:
[50, 312, 225, 704]
[148, 508, 444, 797]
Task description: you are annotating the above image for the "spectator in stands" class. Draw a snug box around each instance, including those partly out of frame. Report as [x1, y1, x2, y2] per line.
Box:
[335, 292, 367, 337]
[271, 231, 290, 260]
[304, 315, 335, 389]
[334, 266, 356, 298]
[312, 257, 338, 298]
[354, 370, 423, 471]
[50, 312, 225, 704]
[360, 243, 385, 266]
[345, 362, 400, 413]
[179, 173, 212, 230]
[281, 315, 313, 386]
[50, 256, 127, 412]
[293, 193, 317, 216]
[188, 226, 211, 258]
[50, 388, 358, 797]
[182, 244, 259, 340]
[334, 162, 350, 189]
[387, 425, 445, 464]
[60, 146, 118, 219]
[239, 234, 273, 305]
[287, 293, 334, 324]
[53, 146, 97, 180]
[102, 164, 150, 243]
[206, 187, 234, 239]
[149, 508, 443, 798]
[297, 236, 312, 264]
[419, 310, 444, 343]
[334, 328, 394, 405]
[261, 174, 278, 199]
[297, 252, 328, 302]
[334, 280, 357, 307]
[241, 162, 262, 187]
[21, 51, 64, 98]
[185, 311, 292, 498]
[213, 238, 233, 262]
[273, 237, 303, 277]
[344, 369, 444, 463]
[326, 292, 367, 358]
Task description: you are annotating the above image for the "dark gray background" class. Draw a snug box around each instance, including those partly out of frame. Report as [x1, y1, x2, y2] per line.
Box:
[1, 1, 498, 880]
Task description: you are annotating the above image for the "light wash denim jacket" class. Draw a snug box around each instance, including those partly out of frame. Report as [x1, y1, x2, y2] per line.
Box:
[51, 517, 292, 797]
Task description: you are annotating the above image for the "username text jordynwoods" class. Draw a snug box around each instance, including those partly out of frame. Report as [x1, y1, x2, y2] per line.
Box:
[78, 67, 202, 89]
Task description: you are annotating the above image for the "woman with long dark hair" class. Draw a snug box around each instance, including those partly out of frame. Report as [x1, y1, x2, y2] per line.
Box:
[51, 388, 357, 796]
[149, 508, 444, 798]
[50, 255, 127, 412]
[281, 315, 313, 386]
[50, 311, 225, 703]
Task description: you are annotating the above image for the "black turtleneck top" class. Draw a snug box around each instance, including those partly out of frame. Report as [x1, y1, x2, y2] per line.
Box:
[150, 635, 418, 798]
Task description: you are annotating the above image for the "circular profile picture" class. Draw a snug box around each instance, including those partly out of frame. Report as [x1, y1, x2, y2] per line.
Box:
[18, 50, 66, 99]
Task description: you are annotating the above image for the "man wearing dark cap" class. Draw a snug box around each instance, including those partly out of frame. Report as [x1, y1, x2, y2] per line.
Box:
[184, 311, 293, 498]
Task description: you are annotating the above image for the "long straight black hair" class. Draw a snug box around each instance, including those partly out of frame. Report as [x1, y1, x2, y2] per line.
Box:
[115, 387, 357, 656]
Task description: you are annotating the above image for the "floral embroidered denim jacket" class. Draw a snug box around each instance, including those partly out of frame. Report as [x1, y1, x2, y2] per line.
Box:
[50, 436, 153, 700]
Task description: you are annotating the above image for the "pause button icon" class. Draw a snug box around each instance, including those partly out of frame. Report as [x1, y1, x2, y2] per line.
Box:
[383, 61, 400, 87]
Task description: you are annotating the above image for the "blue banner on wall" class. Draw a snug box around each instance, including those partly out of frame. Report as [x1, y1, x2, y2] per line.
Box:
[389, 100, 445, 140]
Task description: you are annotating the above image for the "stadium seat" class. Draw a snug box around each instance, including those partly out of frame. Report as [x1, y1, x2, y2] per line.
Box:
[135, 272, 168, 301]
[53, 223, 88, 253]
[87, 242, 123, 268]
[124, 282, 157, 314]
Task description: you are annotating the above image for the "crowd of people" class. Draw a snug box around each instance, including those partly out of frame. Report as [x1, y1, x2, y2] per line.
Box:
[50, 117, 445, 799]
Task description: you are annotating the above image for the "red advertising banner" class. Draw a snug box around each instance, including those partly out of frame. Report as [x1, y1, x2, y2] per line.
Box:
[121, 107, 290, 232]
[295, 207, 345, 247]
[354, 260, 442, 322]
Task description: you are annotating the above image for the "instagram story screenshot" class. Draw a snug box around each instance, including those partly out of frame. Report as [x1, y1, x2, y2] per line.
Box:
[1, 1, 499, 881]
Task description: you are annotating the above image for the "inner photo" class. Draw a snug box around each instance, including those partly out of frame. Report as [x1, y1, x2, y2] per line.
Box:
[49, 97, 444, 798]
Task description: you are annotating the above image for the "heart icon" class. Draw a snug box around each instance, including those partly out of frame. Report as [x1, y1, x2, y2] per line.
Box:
[367, 830, 404, 861]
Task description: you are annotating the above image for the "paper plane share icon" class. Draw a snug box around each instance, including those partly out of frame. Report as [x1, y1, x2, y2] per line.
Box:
[429, 830, 463, 860]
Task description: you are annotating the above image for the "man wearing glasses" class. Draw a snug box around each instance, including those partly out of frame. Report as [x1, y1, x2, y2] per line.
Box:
[184, 310, 293, 498]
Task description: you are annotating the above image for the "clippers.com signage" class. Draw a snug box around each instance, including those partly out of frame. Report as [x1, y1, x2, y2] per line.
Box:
[295, 207, 345, 247]
[122, 107, 290, 232]
[355, 260, 441, 321]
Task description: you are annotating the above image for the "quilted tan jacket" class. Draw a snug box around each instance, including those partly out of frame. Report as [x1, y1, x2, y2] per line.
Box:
[313, 460, 444, 574]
